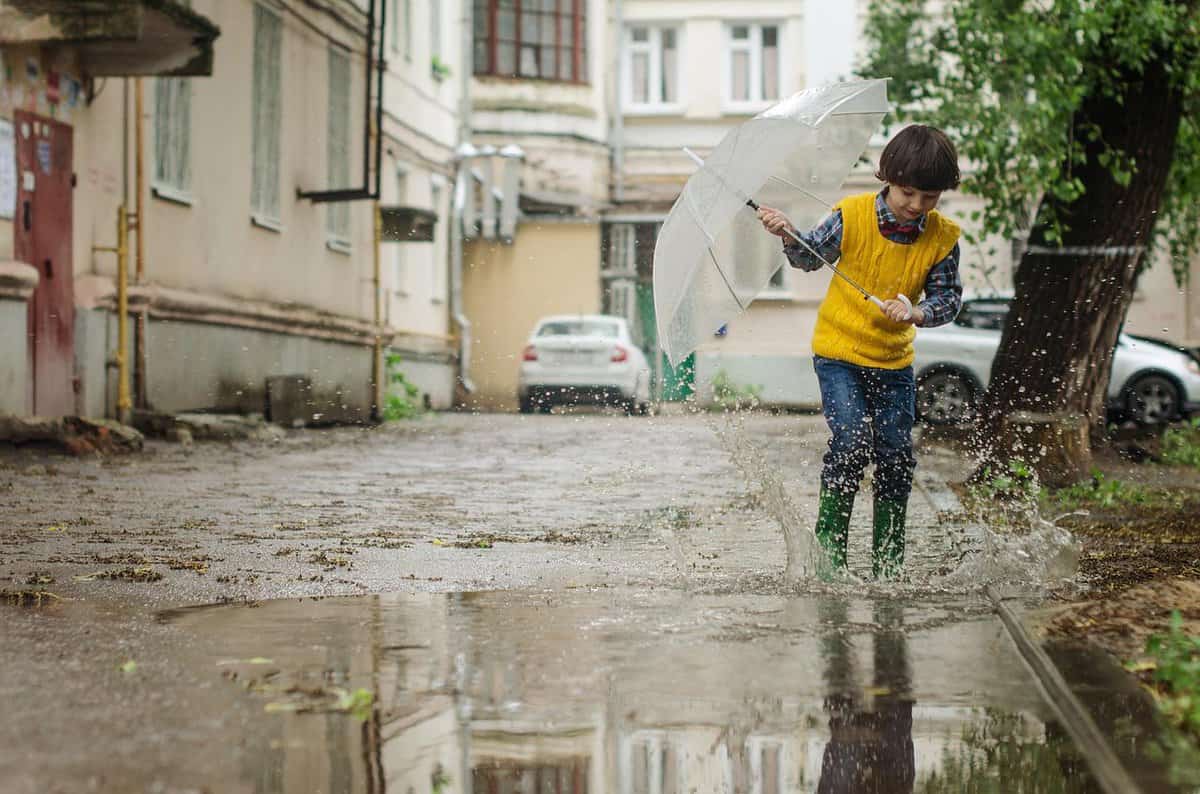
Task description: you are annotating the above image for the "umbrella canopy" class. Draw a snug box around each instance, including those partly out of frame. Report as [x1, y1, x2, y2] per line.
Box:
[653, 79, 891, 367]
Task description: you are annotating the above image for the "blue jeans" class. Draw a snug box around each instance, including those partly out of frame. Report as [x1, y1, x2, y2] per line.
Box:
[813, 356, 916, 502]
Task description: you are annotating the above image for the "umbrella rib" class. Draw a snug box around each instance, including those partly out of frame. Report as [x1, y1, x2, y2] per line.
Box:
[767, 175, 832, 210]
[708, 248, 747, 312]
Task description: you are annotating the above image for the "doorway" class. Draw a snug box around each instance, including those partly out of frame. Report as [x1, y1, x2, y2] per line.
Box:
[13, 111, 75, 416]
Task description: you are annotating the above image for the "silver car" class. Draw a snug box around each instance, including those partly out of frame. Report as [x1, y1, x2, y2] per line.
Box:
[517, 314, 653, 415]
[914, 297, 1200, 425]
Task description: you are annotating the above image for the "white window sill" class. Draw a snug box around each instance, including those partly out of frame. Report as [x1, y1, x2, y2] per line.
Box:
[326, 238, 352, 256]
[152, 184, 194, 206]
[623, 104, 686, 117]
[251, 213, 283, 233]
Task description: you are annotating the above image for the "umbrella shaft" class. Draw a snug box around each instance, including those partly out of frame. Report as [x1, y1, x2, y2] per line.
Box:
[781, 226, 873, 300]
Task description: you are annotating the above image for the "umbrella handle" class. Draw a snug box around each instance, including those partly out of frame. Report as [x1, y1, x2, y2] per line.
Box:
[870, 294, 914, 322]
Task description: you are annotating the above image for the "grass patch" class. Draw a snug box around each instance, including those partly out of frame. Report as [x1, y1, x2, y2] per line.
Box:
[1163, 420, 1200, 469]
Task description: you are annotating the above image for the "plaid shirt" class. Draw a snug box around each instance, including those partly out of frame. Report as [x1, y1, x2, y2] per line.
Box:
[782, 189, 962, 328]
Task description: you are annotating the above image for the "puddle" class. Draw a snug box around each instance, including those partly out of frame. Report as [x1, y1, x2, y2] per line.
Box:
[163, 589, 1106, 793]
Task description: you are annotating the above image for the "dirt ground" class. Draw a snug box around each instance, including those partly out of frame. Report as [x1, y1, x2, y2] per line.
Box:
[921, 422, 1200, 663]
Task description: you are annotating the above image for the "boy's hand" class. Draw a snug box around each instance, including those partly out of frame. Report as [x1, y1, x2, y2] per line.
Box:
[757, 206, 795, 239]
[881, 299, 924, 325]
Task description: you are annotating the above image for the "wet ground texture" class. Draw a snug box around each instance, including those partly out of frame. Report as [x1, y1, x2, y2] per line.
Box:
[0, 411, 1183, 792]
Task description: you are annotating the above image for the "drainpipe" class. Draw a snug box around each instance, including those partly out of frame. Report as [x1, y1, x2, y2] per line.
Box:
[452, 0, 476, 397]
[372, 202, 384, 420]
[611, 0, 625, 204]
[451, 143, 478, 396]
[94, 206, 131, 423]
[133, 77, 147, 410]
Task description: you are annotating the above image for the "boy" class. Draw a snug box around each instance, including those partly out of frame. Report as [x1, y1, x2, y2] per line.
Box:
[757, 124, 962, 578]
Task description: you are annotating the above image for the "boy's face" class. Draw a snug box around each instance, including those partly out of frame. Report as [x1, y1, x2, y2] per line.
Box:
[885, 184, 943, 222]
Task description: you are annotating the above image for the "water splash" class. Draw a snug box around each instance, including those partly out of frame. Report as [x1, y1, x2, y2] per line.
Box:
[709, 411, 829, 583]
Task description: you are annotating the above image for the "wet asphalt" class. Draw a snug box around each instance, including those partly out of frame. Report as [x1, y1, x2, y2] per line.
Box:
[0, 410, 1142, 792]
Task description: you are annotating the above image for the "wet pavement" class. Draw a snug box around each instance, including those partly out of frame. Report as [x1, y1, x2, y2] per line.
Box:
[0, 411, 1172, 791]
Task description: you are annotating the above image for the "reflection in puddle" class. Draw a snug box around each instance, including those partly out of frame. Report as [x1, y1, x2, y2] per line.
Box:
[163, 590, 1096, 793]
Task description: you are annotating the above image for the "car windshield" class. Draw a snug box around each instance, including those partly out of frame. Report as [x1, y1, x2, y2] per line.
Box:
[537, 320, 620, 338]
[955, 300, 1011, 331]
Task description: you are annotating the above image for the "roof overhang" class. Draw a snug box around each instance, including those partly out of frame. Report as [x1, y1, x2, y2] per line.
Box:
[0, 0, 221, 77]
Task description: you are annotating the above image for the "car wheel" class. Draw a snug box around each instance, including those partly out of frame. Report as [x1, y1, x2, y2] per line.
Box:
[916, 370, 976, 425]
[1124, 374, 1180, 425]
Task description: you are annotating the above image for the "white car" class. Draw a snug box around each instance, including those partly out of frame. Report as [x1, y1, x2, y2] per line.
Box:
[517, 314, 653, 415]
[914, 297, 1200, 425]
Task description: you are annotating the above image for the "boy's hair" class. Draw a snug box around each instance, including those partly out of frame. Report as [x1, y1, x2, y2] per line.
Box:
[875, 125, 961, 191]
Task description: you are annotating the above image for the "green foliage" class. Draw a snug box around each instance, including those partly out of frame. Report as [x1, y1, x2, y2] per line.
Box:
[860, 0, 1200, 282]
[966, 458, 1041, 527]
[1163, 419, 1200, 468]
[384, 352, 424, 421]
[1053, 469, 1148, 509]
[431, 56, 452, 80]
[335, 687, 375, 722]
[710, 369, 763, 412]
[1141, 612, 1200, 735]
[917, 709, 1092, 792]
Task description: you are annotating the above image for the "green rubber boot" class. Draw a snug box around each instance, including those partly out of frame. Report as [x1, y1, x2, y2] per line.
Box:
[873, 498, 907, 579]
[814, 487, 854, 570]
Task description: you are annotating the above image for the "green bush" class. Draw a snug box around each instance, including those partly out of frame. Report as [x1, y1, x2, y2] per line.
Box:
[383, 353, 424, 421]
[1141, 612, 1200, 735]
[1163, 419, 1200, 469]
[710, 369, 763, 412]
[1054, 469, 1148, 509]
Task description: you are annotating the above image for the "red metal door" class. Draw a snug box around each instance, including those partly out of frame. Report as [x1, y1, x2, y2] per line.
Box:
[14, 111, 74, 417]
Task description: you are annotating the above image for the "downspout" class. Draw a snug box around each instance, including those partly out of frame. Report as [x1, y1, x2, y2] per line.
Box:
[451, 0, 476, 396]
[133, 77, 147, 410]
[611, 0, 624, 204]
[372, 202, 383, 421]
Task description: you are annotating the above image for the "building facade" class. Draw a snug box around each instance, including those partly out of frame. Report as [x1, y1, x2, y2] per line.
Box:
[0, 0, 462, 424]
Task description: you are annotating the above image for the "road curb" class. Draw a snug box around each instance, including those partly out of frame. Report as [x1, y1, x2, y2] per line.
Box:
[914, 467, 1142, 794]
[989, 587, 1142, 794]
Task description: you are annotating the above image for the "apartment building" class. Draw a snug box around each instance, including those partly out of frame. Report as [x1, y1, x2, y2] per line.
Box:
[0, 0, 460, 423]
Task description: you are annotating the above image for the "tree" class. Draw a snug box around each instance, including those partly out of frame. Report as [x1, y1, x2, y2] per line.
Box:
[861, 0, 1200, 484]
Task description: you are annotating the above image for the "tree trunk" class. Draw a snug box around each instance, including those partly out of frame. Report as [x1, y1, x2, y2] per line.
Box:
[976, 55, 1183, 483]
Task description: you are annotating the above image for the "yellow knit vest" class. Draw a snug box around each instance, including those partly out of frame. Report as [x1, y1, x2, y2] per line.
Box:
[811, 192, 960, 369]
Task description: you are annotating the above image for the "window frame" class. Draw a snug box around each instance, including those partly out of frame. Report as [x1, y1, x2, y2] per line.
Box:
[473, 0, 589, 84]
[152, 76, 192, 204]
[251, 2, 284, 229]
[430, 173, 447, 304]
[326, 46, 352, 252]
[722, 21, 782, 114]
[623, 23, 683, 114]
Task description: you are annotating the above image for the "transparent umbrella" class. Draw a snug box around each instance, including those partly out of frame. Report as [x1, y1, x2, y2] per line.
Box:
[653, 79, 892, 367]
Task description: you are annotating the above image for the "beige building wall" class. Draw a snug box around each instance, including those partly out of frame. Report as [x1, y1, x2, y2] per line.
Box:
[463, 221, 602, 409]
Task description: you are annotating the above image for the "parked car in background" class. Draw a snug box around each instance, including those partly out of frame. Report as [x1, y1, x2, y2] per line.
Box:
[517, 315, 652, 415]
[913, 297, 1200, 425]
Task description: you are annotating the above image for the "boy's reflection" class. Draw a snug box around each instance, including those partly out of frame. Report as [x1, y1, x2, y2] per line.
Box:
[817, 600, 914, 794]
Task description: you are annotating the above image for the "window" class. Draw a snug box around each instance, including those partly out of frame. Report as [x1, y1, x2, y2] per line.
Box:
[726, 23, 780, 107]
[430, 175, 446, 302]
[389, 0, 400, 51]
[430, 0, 442, 63]
[473, 0, 588, 83]
[251, 4, 283, 224]
[404, 0, 413, 60]
[153, 77, 191, 198]
[393, 168, 409, 295]
[327, 47, 351, 247]
[625, 25, 679, 109]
